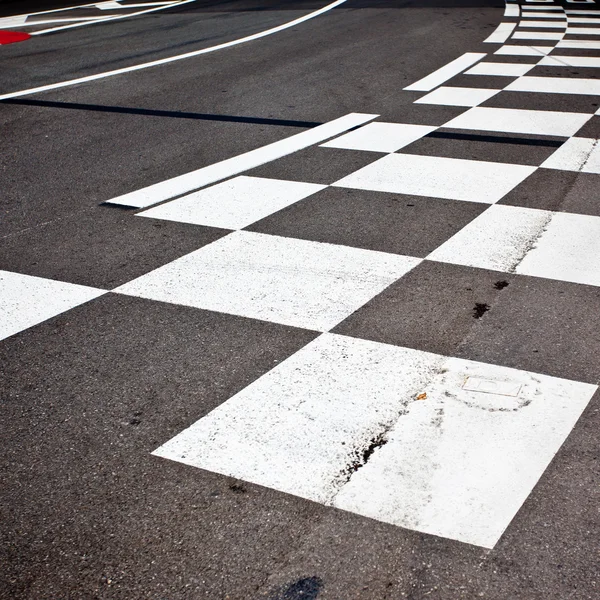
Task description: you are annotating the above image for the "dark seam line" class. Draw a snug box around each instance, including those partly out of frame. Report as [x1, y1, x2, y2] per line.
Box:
[427, 131, 565, 148]
[0, 99, 321, 128]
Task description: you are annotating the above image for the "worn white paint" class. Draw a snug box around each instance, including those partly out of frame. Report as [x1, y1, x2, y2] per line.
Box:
[0, 271, 105, 342]
[138, 176, 326, 230]
[106, 113, 377, 208]
[427, 205, 552, 272]
[542, 137, 600, 173]
[321, 122, 438, 153]
[333, 154, 535, 204]
[464, 62, 535, 76]
[154, 333, 597, 549]
[517, 212, 600, 287]
[506, 75, 600, 95]
[115, 231, 420, 332]
[404, 53, 486, 91]
[443, 107, 591, 137]
[414, 86, 501, 107]
[0, 0, 348, 100]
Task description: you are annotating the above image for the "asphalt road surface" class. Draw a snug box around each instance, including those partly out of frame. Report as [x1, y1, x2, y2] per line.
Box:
[2, 1, 600, 598]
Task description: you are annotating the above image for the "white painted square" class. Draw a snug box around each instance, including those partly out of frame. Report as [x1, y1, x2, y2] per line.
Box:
[506, 75, 600, 95]
[137, 176, 326, 230]
[516, 212, 600, 287]
[428, 205, 552, 272]
[518, 20, 567, 27]
[539, 55, 600, 67]
[415, 87, 501, 107]
[566, 26, 600, 34]
[444, 107, 591, 137]
[332, 153, 536, 204]
[512, 31, 564, 39]
[464, 62, 536, 76]
[321, 122, 437, 153]
[495, 45, 552, 56]
[0, 270, 105, 341]
[115, 232, 420, 332]
[557, 39, 600, 48]
[541, 137, 600, 173]
[154, 332, 597, 549]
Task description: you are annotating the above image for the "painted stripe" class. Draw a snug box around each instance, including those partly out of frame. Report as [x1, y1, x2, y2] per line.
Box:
[557, 39, 600, 48]
[512, 30, 565, 39]
[403, 53, 486, 91]
[522, 6, 563, 10]
[518, 20, 567, 27]
[443, 107, 591, 138]
[569, 17, 600, 23]
[505, 4, 519, 17]
[494, 45, 552, 55]
[464, 62, 535, 76]
[566, 10, 600, 15]
[414, 86, 501, 108]
[0, 0, 348, 101]
[542, 137, 600, 173]
[332, 153, 535, 204]
[522, 12, 572, 18]
[565, 27, 600, 35]
[484, 22, 517, 43]
[106, 112, 378, 208]
[539, 55, 600, 67]
[0, 270, 106, 342]
[115, 232, 420, 332]
[28, 0, 195, 35]
[505, 75, 600, 95]
[153, 332, 597, 549]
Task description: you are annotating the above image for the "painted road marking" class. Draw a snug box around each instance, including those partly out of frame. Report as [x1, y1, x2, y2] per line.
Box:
[320, 122, 438, 153]
[484, 22, 517, 43]
[0, 270, 105, 341]
[517, 212, 600, 287]
[138, 176, 326, 230]
[506, 75, 600, 95]
[540, 55, 600, 67]
[512, 30, 565, 39]
[0, 0, 348, 100]
[443, 107, 592, 138]
[414, 86, 501, 107]
[403, 53, 486, 91]
[494, 45, 552, 55]
[556, 39, 600, 47]
[427, 205, 553, 273]
[332, 153, 536, 204]
[542, 137, 600, 173]
[504, 4, 520, 17]
[464, 61, 536, 76]
[518, 19, 568, 27]
[115, 231, 420, 332]
[153, 333, 597, 549]
[106, 113, 377, 208]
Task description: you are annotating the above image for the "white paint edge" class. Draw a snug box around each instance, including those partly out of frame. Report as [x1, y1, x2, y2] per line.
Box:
[106, 112, 378, 208]
[404, 53, 487, 92]
[0, 0, 348, 101]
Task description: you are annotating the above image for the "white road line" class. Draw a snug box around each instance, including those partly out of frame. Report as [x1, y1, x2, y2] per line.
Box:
[138, 176, 326, 230]
[542, 137, 600, 173]
[557, 39, 600, 48]
[115, 232, 420, 332]
[569, 17, 600, 23]
[106, 112, 377, 208]
[540, 55, 600, 67]
[484, 22, 517, 44]
[414, 86, 501, 107]
[494, 45, 552, 55]
[443, 106, 592, 137]
[403, 53, 486, 91]
[565, 27, 600, 35]
[332, 153, 536, 204]
[505, 4, 519, 17]
[0, 270, 106, 342]
[464, 62, 535, 76]
[512, 30, 565, 39]
[28, 0, 194, 36]
[153, 332, 597, 549]
[0, 0, 348, 101]
[506, 75, 600, 95]
[518, 20, 568, 27]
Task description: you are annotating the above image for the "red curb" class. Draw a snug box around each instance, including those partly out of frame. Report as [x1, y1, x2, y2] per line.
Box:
[0, 31, 32, 45]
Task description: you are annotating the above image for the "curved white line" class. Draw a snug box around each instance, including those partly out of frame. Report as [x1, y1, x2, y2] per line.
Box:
[0, 0, 347, 101]
[30, 1, 195, 36]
